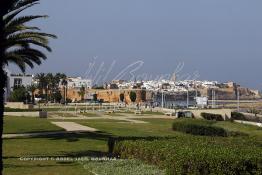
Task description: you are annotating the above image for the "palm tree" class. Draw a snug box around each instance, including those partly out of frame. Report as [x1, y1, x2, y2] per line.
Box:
[27, 84, 37, 104]
[35, 73, 47, 99]
[0, 0, 56, 172]
[61, 78, 68, 104]
[78, 86, 86, 102]
[45, 73, 54, 101]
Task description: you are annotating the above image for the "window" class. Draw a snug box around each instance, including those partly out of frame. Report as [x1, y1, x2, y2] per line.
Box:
[14, 78, 22, 88]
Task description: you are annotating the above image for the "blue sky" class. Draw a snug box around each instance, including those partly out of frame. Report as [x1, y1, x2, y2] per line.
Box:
[9, 0, 262, 89]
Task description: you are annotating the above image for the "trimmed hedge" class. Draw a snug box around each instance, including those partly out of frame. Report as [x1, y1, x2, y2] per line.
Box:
[172, 119, 228, 137]
[231, 112, 245, 120]
[232, 112, 262, 123]
[113, 136, 262, 174]
[201, 112, 224, 121]
[4, 107, 41, 112]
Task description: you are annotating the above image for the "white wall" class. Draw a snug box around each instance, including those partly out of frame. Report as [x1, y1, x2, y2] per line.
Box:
[9, 75, 33, 91]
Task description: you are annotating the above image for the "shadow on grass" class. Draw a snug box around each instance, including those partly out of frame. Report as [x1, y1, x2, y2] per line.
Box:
[4, 131, 113, 143]
[4, 130, 65, 135]
[63, 150, 109, 158]
[4, 162, 77, 169]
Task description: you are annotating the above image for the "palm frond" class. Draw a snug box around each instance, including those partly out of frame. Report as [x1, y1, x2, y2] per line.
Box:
[7, 31, 57, 41]
[10, 0, 40, 11]
[6, 48, 47, 60]
[5, 48, 48, 73]
[4, 25, 40, 36]
[1, 0, 56, 73]
[5, 15, 48, 29]
[5, 38, 52, 51]
[4, 54, 26, 72]
[4, 2, 39, 25]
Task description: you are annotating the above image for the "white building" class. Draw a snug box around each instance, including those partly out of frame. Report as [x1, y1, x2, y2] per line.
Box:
[66, 77, 92, 89]
[9, 74, 33, 91]
[5, 70, 33, 101]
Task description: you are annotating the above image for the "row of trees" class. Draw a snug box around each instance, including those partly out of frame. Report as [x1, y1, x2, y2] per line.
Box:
[34, 73, 66, 103]
[8, 73, 67, 104]
[120, 91, 137, 103]
[10, 83, 144, 104]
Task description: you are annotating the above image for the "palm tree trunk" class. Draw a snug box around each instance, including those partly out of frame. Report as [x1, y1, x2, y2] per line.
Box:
[0, 6, 7, 173]
[32, 90, 35, 104]
[0, 66, 6, 173]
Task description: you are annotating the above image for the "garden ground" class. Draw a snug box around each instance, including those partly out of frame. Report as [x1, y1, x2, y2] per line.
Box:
[3, 111, 262, 175]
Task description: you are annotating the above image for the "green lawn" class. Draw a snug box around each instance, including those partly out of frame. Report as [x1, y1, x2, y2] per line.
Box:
[117, 110, 165, 116]
[76, 118, 177, 137]
[214, 121, 262, 138]
[80, 112, 100, 117]
[3, 116, 64, 134]
[3, 115, 262, 174]
[3, 117, 169, 175]
[50, 112, 78, 118]
[105, 113, 124, 117]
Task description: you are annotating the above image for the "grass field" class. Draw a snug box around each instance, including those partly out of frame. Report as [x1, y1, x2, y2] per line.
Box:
[3, 116, 64, 134]
[3, 115, 262, 174]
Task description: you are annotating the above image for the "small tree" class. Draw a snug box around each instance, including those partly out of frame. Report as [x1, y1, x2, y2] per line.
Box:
[9, 86, 28, 102]
[51, 91, 62, 103]
[78, 86, 85, 102]
[27, 84, 37, 104]
[129, 91, 137, 103]
[141, 90, 146, 102]
[120, 93, 125, 102]
[93, 94, 98, 102]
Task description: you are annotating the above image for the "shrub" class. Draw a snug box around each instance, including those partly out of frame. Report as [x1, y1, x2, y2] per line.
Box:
[172, 119, 228, 137]
[4, 107, 40, 112]
[129, 91, 137, 103]
[201, 112, 224, 121]
[9, 86, 29, 102]
[113, 137, 262, 175]
[119, 93, 125, 102]
[231, 112, 262, 123]
[231, 112, 245, 120]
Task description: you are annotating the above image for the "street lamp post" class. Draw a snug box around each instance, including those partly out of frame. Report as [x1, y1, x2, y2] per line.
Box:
[161, 90, 164, 109]
[187, 90, 189, 108]
[237, 88, 240, 112]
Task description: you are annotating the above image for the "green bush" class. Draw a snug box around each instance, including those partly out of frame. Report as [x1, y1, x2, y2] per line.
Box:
[201, 112, 224, 121]
[129, 91, 137, 103]
[9, 86, 29, 102]
[113, 136, 262, 175]
[231, 112, 262, 123]
[231, 112, 245, 120]
[172, 119, 228, 137]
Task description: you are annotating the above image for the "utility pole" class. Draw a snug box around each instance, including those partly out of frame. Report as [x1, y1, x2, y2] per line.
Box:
[187, 90, 189, 108]
[195, 89, 197, 99]
[195, 89, 197, 107]
[237, 88, 240, 112]
[211, 89, 216, 108]
[161, 90, 164, 109]
[214, 90, 216, 108]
